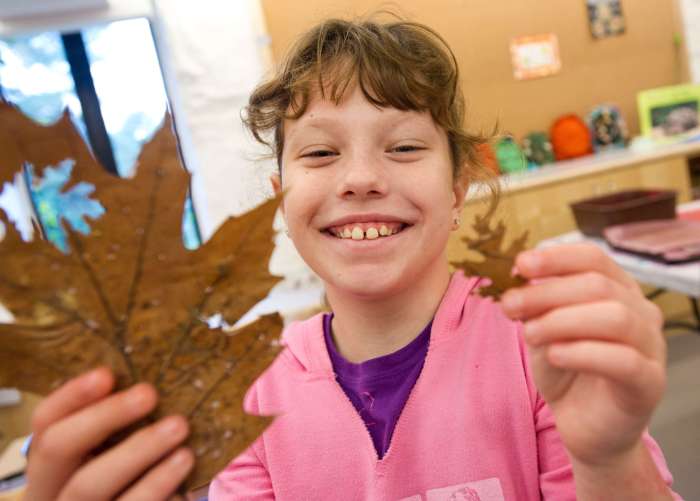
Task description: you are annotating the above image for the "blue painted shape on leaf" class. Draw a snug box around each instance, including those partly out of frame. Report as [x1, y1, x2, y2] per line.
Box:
[26, 159, 105, 253]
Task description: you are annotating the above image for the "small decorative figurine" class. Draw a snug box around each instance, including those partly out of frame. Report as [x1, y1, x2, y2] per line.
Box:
[550, 114, 593, 161]
[521, 132, 555, 169]
[587, 105, 628, 151]
[495, 136, 527, 174]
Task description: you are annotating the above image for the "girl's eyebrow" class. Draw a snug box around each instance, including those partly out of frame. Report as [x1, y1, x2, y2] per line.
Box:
[287, 111, 437, 147]
[300, 113, 431, 132]
[285, 118, 341, 149]
[288, 116, 342, 136]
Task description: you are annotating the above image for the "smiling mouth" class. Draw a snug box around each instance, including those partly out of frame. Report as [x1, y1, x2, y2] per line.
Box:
[322, 222, 411, 241]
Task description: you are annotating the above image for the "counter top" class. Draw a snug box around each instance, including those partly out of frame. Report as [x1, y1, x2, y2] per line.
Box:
[467, 138, 700, 200]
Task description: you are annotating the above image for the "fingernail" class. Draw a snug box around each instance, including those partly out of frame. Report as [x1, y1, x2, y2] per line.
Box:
[84, 367, 104, 387]
[171, 448, 193, 467]
[523, 321, 540, 343]
[519, 251, 541, 272]
[127, 384, 153, 409]
[502, 292, 522, 316]
[158, 416, 186, 437]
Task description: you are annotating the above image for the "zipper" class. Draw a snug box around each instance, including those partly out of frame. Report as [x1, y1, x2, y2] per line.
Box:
[330, 373, 382, 463]
[376, 335, 433, 471]
[328, 327, 436, 473]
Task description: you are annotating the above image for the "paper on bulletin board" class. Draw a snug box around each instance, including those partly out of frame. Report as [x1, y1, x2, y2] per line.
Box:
[637, 83, 700, 138]
[587, 0, 625, 39]
[510, 34, 561, 80]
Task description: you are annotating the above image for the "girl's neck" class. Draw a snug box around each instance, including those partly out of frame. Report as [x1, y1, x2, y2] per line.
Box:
[326, 262, 452, 363]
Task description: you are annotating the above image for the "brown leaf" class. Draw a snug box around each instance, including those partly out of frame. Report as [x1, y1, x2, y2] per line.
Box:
[451, 199, 529, 300]
[0, 101, 284, 492]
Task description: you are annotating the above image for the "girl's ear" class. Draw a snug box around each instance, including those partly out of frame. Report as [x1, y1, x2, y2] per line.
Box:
[270, 173, 285, 218]
[270, 172, 282, 196]
[451, 169, 469, 212]
[450, 169, 469, 231]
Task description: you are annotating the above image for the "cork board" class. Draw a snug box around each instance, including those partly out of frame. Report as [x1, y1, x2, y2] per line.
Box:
[260, 0, 687, 139]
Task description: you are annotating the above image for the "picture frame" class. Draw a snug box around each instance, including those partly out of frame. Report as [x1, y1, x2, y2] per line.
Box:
[509, 33, 561, 81]
[587, 0, 625, 39]
[637, 83, 700, 139]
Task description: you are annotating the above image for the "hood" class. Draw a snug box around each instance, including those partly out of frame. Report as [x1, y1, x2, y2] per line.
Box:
[279, 272, 484, 376]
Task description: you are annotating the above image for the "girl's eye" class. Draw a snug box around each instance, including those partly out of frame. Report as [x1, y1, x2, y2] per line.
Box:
[302, 150, 337, 158]
[390, 145, 424, 153]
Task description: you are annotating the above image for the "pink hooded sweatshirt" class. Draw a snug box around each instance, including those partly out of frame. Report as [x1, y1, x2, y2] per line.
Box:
[209, 272, 679, 500]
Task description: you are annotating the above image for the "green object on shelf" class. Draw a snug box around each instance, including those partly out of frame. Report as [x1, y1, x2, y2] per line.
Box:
[495, 136, 527, 174]
[522, 132, 554, 169]
[637, 83, 700, 138]
[673, 32, 683, 47]
[588, 104, 628, 151]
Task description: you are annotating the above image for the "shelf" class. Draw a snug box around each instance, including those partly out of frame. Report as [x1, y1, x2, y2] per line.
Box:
[467, 139, 700, 200]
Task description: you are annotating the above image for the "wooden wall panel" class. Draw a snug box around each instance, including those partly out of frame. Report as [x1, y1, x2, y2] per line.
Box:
[261, 0, 686, 140]
[446, 155, 693, 323]
[448, 156, 691, 261]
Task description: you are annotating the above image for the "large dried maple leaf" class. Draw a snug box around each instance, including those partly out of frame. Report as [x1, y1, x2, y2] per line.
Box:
[451, 199, 529, 300]
[0, 101, 284, 492]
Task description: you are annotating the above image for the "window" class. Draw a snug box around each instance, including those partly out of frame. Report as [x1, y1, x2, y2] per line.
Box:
[0, 17, 202, 250]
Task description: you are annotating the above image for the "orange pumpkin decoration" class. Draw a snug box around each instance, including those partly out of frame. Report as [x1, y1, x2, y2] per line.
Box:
[477, 142, 500, 174]
[550, 114, 593, 161]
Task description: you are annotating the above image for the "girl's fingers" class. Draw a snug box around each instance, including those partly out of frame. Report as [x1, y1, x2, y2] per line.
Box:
[30, 367, 114, 435]
[516, 244, 640, 291]
[28, 383, 157, 500]
[546, 340, 667, 410]
[525, 342, 575, 405]
[522, 301, 664, 359]
[59, 415, 189, 501]
[501, 272, 662, 328]
[116, 447, 194, 501]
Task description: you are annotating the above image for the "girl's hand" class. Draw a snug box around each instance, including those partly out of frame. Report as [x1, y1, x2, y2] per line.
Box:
[501, 244, 667, 467]
[24, 367, 194, 501]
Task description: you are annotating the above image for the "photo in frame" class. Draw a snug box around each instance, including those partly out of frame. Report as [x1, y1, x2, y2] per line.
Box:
[637, 83, 700, 139]
[587, 0, 626, 39]
[509, 34, 561, 81]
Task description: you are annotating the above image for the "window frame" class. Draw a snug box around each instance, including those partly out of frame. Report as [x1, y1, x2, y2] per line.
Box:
[0, 0, 206, 246]
[0, 0, 153, 38]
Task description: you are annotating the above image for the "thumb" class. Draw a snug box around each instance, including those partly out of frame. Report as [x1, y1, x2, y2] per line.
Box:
[526, 341, 574, 404]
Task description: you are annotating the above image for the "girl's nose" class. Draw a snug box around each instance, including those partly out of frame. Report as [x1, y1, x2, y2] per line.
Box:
[336, 153, 388, 200]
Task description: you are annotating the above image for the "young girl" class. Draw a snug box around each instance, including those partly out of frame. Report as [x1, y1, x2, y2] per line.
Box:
[23, 16, 680, 501]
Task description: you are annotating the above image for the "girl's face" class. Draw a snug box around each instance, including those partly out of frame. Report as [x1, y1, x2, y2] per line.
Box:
[274, 84, 467, 299]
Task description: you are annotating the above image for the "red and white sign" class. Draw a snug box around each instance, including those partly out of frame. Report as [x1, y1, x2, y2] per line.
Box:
[510, 33, 562, 81]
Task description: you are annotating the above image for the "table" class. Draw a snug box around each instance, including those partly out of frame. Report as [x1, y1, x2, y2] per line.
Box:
[539, 200, 700, 331]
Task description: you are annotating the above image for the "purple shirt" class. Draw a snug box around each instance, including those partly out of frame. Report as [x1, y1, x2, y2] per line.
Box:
[323, 313, 431, 459]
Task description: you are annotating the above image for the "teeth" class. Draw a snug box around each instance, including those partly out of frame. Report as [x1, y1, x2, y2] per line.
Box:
[331, 224, 405, 240]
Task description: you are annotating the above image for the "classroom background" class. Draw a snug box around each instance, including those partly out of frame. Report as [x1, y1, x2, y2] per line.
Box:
[0, 1, 699, 499]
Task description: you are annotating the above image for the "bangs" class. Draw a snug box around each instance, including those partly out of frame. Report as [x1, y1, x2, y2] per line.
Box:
[244, 13, 498, 199]
[284, 20, 458, 125]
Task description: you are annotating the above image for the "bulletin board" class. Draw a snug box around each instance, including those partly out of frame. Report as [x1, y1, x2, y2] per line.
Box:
[260, 0, 687, 139]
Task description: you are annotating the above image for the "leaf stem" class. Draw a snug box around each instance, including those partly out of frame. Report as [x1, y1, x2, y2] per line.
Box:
[68, 231, 136, 380]
[120, 168, 163, 381]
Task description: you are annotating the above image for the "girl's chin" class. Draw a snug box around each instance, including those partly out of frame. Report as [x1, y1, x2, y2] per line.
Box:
[321, 267, 412, 300]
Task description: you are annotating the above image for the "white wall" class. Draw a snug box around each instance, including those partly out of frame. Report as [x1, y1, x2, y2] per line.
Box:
[151, 0, 317, 293]
[679, 0, 700, 82]
[0, 0, 322, 319]
[152, 0, 274, 237]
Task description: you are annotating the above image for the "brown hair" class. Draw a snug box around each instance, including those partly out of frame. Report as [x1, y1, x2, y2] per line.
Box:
[243, 13, 498, 196]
